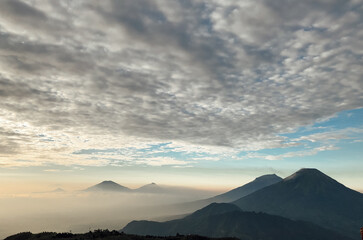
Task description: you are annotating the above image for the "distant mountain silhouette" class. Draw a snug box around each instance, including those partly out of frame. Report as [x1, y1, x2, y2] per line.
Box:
[51, 187, 65, 193]
[135, 183, 165, 193]
[33, 187, 66, 194]
[123, 203, 352, 240]
[85, 181, 131, 192]
[173, 174, 282, 212]
[233, 168, 363, 239]
[83, 181, 217, 196]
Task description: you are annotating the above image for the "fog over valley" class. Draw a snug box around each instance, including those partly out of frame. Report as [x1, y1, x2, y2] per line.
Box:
[0, 182, 220, 239]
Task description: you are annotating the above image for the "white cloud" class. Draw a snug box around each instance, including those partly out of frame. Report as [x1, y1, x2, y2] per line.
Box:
[0, 0, 362, 167]
[137, 157, 189, 167]
[244, 145, 340, 161]
[294, 128, 363, 142]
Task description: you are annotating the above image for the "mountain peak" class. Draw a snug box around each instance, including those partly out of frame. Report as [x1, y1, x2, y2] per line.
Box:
[299, 167, 320, 171]
[141, 182, 159, 187]
[284, 168, 331, 182]
[100, 180, 117, 184]
[136, 182, 164, 193]
[297, 168, 322, 174]
[53, 187, 65, 192]
[85, 180, 130, 192]
[282, 168, 345, 194]
[147, 182, 157, 186]
[254, 174, 282, 182]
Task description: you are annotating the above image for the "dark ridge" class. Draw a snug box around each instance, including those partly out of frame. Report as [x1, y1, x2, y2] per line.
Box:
[4, 230, 238, 240]
[185, 202, 241, 220]
[123, 203, 352, 240]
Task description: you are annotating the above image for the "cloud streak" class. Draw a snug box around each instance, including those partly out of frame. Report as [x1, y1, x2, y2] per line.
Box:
[0, 0, 362, 167]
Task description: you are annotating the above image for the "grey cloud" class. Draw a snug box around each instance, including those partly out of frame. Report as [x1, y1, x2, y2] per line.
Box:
[0, 127, 30, 154]
[0, 0, 362, 151]
[0, 144, 19, 154]
[0, 0, 47, 21]
[0, 0, 70, 40]
[89, 0, 236, 77]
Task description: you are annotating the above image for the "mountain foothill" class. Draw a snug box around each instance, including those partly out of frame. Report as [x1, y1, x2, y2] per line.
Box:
[122, 168, 363, 240]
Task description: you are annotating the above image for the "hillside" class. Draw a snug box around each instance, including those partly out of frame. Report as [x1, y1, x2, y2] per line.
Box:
[173, 174, 282, 213]
[4, 230, 238, 240]
[123, 203, 352, 240]
[208, 174, 282, 203]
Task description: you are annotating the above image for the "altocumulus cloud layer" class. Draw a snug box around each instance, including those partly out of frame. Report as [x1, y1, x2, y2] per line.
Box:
[0, 0, 362, 167]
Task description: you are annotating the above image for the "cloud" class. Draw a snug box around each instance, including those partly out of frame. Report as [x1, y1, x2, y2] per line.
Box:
[294, 128, 363, 142]
[265, 145, 340, 160]
[137, 157, 189, 167]
[0, 0, 362, 167]
[244, 145, 340, 161]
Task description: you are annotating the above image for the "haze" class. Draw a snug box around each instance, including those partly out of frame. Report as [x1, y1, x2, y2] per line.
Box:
[0, 184, 220, 239]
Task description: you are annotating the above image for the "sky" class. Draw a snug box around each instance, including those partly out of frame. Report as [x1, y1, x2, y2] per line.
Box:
[0, 0, 362, 193]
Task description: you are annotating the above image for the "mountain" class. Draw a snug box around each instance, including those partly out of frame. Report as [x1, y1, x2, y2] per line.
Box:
[123, 203, 352, 240]
[135, 182, 165, 193]
[51, 187, 65, 193]
[233, 168, 363, 239]
[209, 174, 282, 202]
[172, 174, 282, 213]
[33, 187, 66, 194]
[85, 181, 131, 192]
